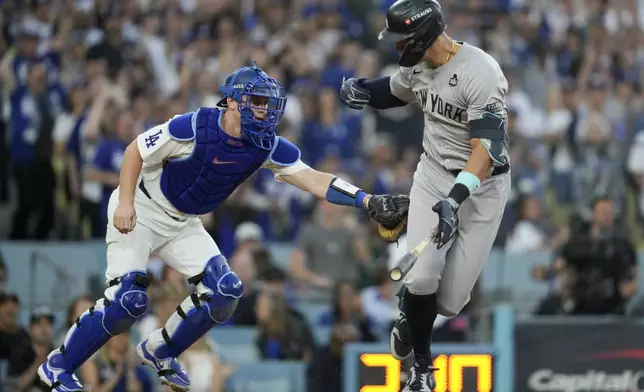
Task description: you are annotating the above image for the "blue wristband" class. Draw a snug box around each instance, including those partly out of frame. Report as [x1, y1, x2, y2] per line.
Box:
[325, 178, 367, 208]
[455, 171, 481, 193]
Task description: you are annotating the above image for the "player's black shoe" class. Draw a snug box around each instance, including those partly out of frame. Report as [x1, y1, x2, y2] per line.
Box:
[402, 357, 437, 392]
[390, 313, 413, 360]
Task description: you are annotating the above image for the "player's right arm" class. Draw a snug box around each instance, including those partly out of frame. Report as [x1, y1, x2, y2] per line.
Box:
[339, 67, 415, 110]
[114, 119, 189, 234]
[113, 137, 143, 233]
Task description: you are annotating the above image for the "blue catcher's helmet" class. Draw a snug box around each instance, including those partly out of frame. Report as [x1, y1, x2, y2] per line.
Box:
[217, 62, 287, 150]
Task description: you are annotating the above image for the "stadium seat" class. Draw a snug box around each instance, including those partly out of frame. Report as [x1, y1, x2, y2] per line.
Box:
[225, 361, 306, 392]
[210, 326, 258, 344]
[216, 343, 260, 364]
[208, 327, 260, 364]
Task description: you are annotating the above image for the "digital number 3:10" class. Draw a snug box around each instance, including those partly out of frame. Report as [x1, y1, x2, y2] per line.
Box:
[359, 353, 493, 392]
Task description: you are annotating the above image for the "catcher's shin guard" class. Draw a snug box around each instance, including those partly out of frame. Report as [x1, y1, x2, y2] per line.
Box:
[138, 255, 242, 390]
[39, 271, 150, 391]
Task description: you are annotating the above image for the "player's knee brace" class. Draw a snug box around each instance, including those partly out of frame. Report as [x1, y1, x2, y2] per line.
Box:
[52, 271, 150, 372]
[151, 255, 242, 359]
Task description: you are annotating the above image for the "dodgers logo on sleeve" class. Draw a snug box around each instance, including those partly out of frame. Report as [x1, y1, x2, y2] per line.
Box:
[145, 130, 162, 148]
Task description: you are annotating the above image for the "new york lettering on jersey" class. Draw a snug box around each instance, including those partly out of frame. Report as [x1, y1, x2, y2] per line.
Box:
[415, 89, 466, 123]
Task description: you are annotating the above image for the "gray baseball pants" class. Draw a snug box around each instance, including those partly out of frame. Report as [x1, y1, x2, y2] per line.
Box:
[403, 153, 510, 316]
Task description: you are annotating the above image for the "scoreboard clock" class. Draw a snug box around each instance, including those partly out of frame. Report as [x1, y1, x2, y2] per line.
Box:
[343, 343, 496, 392]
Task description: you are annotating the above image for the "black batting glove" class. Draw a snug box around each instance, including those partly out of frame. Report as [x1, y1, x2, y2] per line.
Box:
[431, 198, 459, 249]
[340, 77, 371, 110]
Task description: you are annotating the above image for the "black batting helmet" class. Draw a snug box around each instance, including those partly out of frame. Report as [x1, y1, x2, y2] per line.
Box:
[378, 0, 446, 67]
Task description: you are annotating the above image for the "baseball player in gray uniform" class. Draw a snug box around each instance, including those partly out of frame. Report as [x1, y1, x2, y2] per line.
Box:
[340, 0, 511, 390]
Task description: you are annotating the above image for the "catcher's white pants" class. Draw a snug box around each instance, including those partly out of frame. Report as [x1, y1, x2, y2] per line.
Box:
[105, 186, 221, 282]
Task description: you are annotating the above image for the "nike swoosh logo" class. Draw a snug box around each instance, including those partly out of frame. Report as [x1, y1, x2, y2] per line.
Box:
[413, 70, 423, 74]
[134, 303, 145, 308]
[212, 157, 238, 165]
[233, 281, 241, 288]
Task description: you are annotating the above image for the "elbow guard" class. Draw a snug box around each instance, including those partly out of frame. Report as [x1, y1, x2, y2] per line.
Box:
[470, 113, 510, 167]
[361, 77, 409, 109]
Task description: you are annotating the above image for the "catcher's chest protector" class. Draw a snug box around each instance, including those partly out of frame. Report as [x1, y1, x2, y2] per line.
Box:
[160, 108, 271, 215]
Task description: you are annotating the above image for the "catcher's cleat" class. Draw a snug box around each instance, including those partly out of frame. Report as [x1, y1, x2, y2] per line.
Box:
[38, 354, 85, 392]
[136, 339, 191, 391]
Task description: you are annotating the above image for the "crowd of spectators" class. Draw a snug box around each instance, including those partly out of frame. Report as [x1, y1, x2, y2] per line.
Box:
[2, 0, 644, 390]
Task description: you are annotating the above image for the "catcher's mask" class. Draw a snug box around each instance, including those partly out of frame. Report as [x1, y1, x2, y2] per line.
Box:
[217, 62, 287, 150]
[378, 0, 446, 67]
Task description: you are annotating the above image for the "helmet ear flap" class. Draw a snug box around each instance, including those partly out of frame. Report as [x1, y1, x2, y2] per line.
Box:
[398, 31, 436, 67]
[396, 10, 445, 67]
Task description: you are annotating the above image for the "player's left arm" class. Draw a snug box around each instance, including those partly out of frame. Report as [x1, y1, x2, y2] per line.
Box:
[262, 137, 410, 241]
[431, 61, 509, 248]
[448, 62, 509, 206]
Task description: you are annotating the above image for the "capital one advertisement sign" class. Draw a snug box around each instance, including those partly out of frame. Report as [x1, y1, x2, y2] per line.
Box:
[516, 321, 644, 392]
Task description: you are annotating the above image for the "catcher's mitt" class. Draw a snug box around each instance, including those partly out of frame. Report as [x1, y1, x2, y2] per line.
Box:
[367, 194, 410, 242]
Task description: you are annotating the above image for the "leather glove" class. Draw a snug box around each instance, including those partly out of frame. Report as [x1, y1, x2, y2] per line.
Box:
[431, 198, 459, 249]
[340, 77, 371, 110]
[367, 194, 410, 242]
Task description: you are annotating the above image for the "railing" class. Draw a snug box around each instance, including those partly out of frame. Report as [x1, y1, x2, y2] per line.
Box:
[28, 250, 77, 311]
[4, 241, 644, 321]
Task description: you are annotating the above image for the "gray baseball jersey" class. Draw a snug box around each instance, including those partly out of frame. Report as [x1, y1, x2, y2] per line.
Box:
[390, 42, 511, 316]
[389, 42, 509, 171]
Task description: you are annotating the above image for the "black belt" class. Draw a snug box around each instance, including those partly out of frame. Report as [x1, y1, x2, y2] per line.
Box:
[138, 181, 185, 222]
[450, 164, 510, 177]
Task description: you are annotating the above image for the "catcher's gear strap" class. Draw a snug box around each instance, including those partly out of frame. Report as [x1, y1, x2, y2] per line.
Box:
[363, 77, 409, 109]
[326, 177, 367, 208]
[469, 114, 509, 167]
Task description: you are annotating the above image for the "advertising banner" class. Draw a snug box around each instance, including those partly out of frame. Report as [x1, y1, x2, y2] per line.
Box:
[516, 321, 644, 392]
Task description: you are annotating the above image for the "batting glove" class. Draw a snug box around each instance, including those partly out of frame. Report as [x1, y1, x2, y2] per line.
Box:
[431, 198, 459, 249]
[340, 77, 371, 110]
